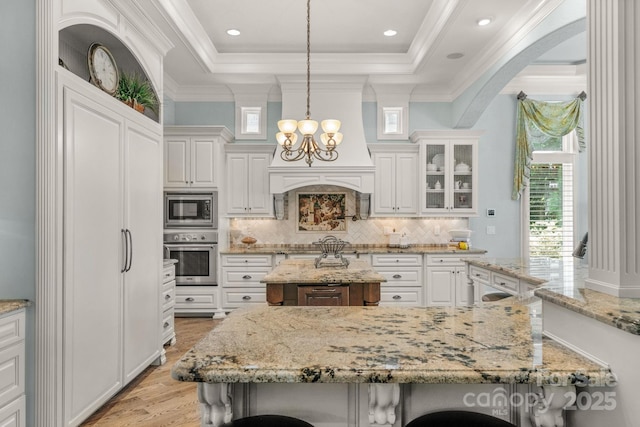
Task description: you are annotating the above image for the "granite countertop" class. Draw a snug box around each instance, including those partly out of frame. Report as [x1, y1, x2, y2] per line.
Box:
[163, 258, 178, 268]
[261, 259, 386, 284]
[465, 257, 640, 336]
[223, 243, 487, 256]
[0, 300, 31, 316]
[171, 304, 611, 385]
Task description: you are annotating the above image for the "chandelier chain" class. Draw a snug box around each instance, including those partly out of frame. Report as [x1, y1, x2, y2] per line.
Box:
[306, 0, 311, 120]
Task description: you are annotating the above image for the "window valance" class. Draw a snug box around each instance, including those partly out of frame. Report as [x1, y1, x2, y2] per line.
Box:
[512, 92, 586, 200]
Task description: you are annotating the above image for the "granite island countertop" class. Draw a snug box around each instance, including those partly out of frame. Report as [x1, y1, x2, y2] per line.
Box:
[223, 243, 487, 256]
[171, 303, 612, 386]
[465, 257, 640, 336]
[0, 299, 31, 316]
[261, 259, 386, 284]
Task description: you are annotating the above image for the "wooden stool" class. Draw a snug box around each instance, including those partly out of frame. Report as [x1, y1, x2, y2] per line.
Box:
[482, 292, 512, 302]
[406, 411, 516, 426]
[222, 415, 314, 427]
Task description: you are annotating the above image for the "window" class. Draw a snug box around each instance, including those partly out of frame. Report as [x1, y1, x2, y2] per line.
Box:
[522, 132, 577, 259]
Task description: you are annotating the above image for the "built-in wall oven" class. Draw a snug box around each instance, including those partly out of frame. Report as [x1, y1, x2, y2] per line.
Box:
[164, 230, 218, 286]
[165, 192, 217, 228]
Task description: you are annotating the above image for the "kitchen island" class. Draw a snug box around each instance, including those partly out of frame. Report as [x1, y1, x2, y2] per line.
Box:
[171, 302, 613, 427]
[262, 259, 385, 306]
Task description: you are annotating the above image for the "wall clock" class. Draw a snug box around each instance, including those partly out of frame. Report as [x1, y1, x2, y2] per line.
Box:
[87, 43, 119, 95]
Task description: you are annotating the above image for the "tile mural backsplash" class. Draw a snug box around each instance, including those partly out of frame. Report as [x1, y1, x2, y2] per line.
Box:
[229, 186, 470, 246]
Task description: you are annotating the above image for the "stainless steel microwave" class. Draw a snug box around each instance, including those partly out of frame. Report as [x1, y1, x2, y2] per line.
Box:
[165, 192, 217, 228]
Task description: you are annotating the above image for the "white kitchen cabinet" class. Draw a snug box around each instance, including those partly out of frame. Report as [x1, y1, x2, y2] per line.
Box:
[372, 254, 423, 306]
[410, 130, 482, 216]
[221, 254, 273, 310]
[0, 309, 26, 427]
[175, 286, 218, 315]
[63, 83, 162, 425]
[225, 145, 273, 216]
[164, 126, 232, 189]
[369, 144, 419, 216]
[426, 255, 481, 306]
[161, 263, 177, 348]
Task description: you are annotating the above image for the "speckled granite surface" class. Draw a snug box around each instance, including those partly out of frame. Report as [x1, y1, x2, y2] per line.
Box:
[222, 244, 487, 256]
[465, 258, 640, 336]
[0, 300, 30, 316]
[171, 304, 611, 385]
[261, 259, 386, 284]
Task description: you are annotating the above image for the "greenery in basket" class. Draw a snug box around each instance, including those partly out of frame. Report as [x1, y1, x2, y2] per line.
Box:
[116, 71, 159, 114]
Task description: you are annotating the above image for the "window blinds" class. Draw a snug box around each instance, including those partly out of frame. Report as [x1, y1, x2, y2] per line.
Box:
[528, 163, 574, 258]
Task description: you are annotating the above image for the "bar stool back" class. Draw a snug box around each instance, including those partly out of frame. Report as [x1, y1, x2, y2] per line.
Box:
[406, 411, 516, 426]
[222, 415, 314, 427]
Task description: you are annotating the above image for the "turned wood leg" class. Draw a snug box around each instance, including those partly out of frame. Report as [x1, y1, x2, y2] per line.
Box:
[530, 385, 576, 427]
[197, 383, 233, 427]
[368, 384, 400, 426]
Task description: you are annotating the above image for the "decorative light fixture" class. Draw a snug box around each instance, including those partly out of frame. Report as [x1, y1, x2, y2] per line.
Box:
[276, 0, 342, 166]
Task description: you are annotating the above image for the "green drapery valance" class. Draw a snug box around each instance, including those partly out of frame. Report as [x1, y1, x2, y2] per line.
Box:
[512, 94, 586, 200]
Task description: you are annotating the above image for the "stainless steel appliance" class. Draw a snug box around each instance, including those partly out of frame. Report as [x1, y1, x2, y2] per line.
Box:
[164, 230, 218, 286]
[165, 192, 217, 228]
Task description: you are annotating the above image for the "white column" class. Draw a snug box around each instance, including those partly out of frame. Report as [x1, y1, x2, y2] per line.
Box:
[586, 0, 640, 297]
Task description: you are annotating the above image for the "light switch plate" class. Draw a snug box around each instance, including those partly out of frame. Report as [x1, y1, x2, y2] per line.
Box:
[486, 226, 496, 235]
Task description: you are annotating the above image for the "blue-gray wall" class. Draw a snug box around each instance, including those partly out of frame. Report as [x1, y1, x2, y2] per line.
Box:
[1, 0, 36, 425]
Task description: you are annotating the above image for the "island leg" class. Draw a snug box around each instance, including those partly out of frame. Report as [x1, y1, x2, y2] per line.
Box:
[197, 383, 233, 427]
[530, 385, 576, 427]
[368, 384, 400, 426]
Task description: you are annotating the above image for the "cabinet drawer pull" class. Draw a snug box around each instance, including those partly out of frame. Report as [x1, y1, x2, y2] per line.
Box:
[395, 259, 400, 263]
[392, 274, 402, 279]
[242, 295, 252, 300]
[242, 275, 252, 279]
[392, 295, 402, 300]
[164, 273, 171, 278]
[163, 322, 170, 328]
[185, 297, 195, 302]
[475, 273, 481, 276]
[499, 282, 506, 286]
[244, 259, 249, 262]
[165, 294, 171, 300]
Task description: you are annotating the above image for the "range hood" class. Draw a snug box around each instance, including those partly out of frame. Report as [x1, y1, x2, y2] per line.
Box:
[269, 78, 376, 199]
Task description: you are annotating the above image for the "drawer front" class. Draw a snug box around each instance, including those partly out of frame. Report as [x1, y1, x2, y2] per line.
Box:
[175, 292, 217, 309]
[0, 311, 24, 351]
[222, 254, 273, 267]
[425, 255, 464, 266]
[222, 268, 270, 287]
[372, 254, 422, 267]
[469, 266, 490, 284]
[0, 344, 24, 406]
[162, 311, 175, 339]
[492, 272, 519, 292]
[162, 286, 176, 311]
[377, 268, 422, 286]
[162, 266, 175, 284]
[222, 289, 267, 308]
[380, 287, 423, 306]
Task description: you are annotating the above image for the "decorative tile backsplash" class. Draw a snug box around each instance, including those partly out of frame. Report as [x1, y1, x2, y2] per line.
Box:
[229, 186, 469, 246]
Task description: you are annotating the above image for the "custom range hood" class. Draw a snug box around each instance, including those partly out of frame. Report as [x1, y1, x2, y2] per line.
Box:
[269, 78, 376, 218]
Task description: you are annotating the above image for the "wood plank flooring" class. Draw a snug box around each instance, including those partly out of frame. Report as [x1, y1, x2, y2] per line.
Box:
[81, 317, 220, 427]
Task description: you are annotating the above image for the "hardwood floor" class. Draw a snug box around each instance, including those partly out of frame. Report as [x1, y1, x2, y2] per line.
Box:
[81, 317, 221, 427]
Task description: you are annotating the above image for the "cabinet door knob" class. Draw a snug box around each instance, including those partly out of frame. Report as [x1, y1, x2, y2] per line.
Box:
[185, 297, 195, 302]
[165, 294, 171, 300]
[242, 295, 252, 300]
[392, 295, 402, 300]
[392, 274, 402, 279]
[242, 275, 252, 279]
[163, 322, 170, 328]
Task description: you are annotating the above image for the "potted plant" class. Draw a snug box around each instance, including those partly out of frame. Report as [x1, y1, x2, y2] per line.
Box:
[116, 71, 159, 115]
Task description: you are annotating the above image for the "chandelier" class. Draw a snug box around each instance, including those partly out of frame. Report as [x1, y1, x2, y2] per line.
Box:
[276, 0, 342, 166]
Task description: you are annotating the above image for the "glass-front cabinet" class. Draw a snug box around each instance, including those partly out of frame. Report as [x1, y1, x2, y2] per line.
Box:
[410, 130, 482, 216]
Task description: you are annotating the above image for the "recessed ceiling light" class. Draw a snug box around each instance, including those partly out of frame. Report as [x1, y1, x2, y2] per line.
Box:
[383, 29, 397, 37]
[226, 29, 241, 36]
[477, 18, 492, 26]
[447, 52, 464, 59]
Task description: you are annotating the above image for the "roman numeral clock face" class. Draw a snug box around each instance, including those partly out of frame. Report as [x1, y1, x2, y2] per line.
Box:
[88, 43, 119, 95]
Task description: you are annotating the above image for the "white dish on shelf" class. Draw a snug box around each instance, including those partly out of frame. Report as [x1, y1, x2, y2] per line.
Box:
[432, 153, 445, 168]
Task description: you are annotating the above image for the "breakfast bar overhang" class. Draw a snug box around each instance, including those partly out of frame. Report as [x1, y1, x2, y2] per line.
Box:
[171, 304, 613, 427]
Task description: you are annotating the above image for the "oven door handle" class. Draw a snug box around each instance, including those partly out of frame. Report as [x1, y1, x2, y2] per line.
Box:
[163, 243, 216, 249]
